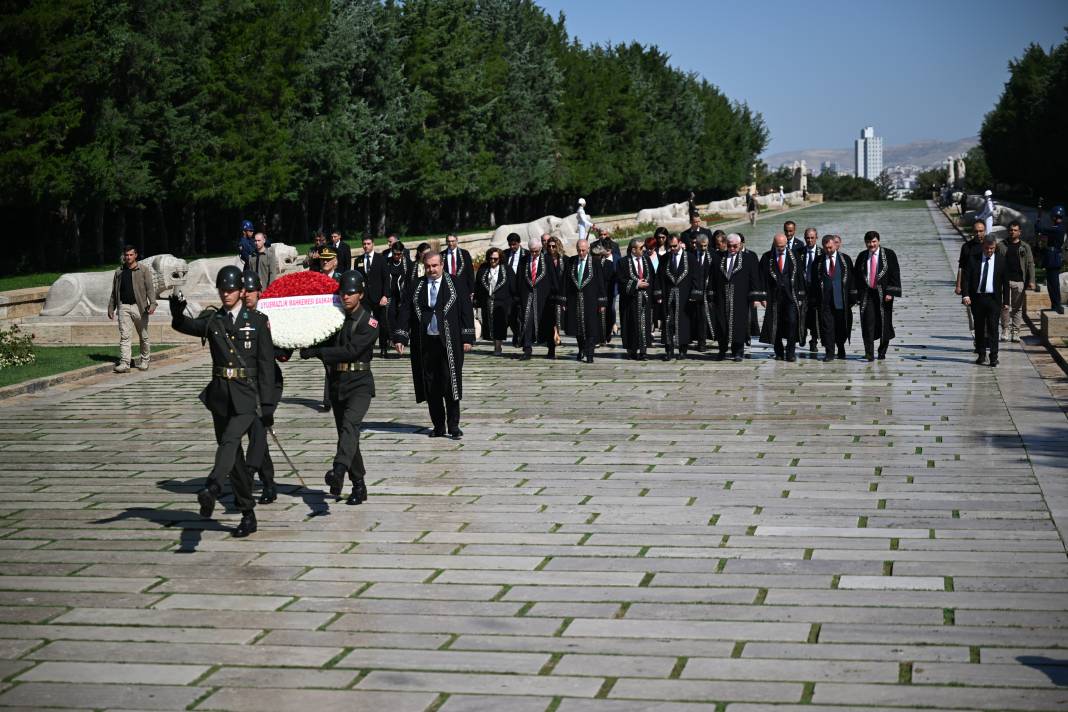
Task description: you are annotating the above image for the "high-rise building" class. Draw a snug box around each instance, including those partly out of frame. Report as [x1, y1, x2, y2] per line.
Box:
[854, 126, 883, 181]
[820, 161, 840, 176]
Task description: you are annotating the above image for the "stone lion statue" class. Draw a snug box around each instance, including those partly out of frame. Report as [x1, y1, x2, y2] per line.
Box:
[40, 254, 189, 318]
[636, 202, 690, 225]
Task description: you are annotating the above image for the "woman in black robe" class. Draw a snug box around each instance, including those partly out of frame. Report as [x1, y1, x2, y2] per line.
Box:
[474, 248, 514, 356]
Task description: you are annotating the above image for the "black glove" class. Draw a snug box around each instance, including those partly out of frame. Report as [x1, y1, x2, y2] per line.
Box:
[277, 348, 293, 362]
[261, 412, 274, 429]
[168, 293, 186, 314]
[300, 347, 320, 360]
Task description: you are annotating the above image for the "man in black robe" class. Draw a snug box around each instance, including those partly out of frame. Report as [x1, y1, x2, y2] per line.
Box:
[855, 230, 902, 361]
[563, 239, 606, 363]
[812, 234, 855, 361]
[393, 252, 475, 438]
[713, 234, 765, 361]
[760, 233, 807, 361]
[516, 237, 559, 360]
[475, 247, 514, 356]
[655, 234, 694, 361]
[616, 238, 655, 360]
[795, 227, 823, 352]
[441, 234, 475, 302]
[592, 243, 617, 346]
[502, 233, 528, 347]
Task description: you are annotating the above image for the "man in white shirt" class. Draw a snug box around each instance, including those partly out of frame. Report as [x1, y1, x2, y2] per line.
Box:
[962, 235, 1009, 366]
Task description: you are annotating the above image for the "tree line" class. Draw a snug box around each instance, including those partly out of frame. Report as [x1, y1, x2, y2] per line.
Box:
[0, 0, 767, 274]
[980, 31, 1068, 203]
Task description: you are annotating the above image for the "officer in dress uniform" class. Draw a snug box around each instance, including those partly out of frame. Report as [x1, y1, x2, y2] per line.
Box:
[169, 265, 276, 538]
[241, 270, 287, 504]
[300, 271, 379, 504]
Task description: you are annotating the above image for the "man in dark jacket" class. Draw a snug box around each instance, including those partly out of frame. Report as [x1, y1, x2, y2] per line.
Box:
[812, 234, 855, 361]
[301, 271, 379, 503]
[563, 239, 606, 362]
[393, 252, 475, 439]
[656, 235, 695, 360]
[169, 266, 276, 538]
[329, 230, 352, 272]
[441, 233, 475, 300]
[855, 231, 902, 361]
[759, 233, 807, 361]
[356, 235, 389, 356]
[962, 235, 1010, 366]
[516, 238, 559, 360]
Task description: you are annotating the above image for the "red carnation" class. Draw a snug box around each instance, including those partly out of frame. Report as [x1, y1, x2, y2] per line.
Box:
[262, 270, 339, 299]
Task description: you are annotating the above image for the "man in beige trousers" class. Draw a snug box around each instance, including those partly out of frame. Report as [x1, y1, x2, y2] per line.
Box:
[108, 245, 157, 372]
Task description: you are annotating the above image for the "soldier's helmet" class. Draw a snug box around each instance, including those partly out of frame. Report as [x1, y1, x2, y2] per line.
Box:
[338, 270, 365, 295]
[241, 270, 262, 292]
[216, 265, 244, 290]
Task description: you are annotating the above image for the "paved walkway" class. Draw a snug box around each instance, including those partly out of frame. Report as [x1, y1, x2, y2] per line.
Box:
[0, 201, 1066, 711]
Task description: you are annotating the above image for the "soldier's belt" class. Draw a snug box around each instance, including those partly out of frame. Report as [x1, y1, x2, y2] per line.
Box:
[335, 362, 370, 372]
[213, 366, 257, 379]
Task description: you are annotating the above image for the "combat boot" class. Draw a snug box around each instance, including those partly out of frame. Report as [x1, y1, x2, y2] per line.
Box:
[232, 510, 257, 538]
[197, 483, 221, 519]
[347, 477, 368, 506]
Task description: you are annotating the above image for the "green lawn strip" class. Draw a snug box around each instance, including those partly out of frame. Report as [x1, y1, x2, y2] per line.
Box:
[0, 344, 175, 388]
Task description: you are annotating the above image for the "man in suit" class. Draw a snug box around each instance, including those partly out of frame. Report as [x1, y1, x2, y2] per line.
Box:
[168, 266, 276, 538]
[795, 227, 823, 352]
[713, 234, 765, 361]
[329, 230, 352, 272]
[680, 215, 712, 252]
[783, 220, 803, 253]
[855, 231, 902, 361]
[563, 239, 606, 363]
[357, 235, 389, 356]
[441, 233, 475, 301]
[516, 237, 559, 360]
[392, 252, 476, 439]
[812, 234, 855, 361]
[962, 235, 1010, 366]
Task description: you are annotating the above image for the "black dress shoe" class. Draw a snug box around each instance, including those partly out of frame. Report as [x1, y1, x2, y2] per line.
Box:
[545, 352, 556, 360]
[325, 470, 343, 498]
[576, 352, 584, 362]
[638, 353, 647, 361]
[232, 511, 257, 538]
[809, 341, 817, 352]
[662, 353, 672, 361]
[519, 353, 531, 361]
[989, 357, 999, 367]
[585, 355, 593, 363]
[319, 402, 331, 413]
[837, 349, 847, 360]
[627, 351, 636, 360]
[429, 429, 446, 438]
[449, 429, 463, 440]
[197, 487, 218, 519]
[877, 351, 886, 360]
[259, 484, 277, 504]
[865, 353, 875, 362]
[975, 353, 987, 365]
[732, 355, 743, 362]
[786, 353, 797, 362]
[823, 353, 835, 362]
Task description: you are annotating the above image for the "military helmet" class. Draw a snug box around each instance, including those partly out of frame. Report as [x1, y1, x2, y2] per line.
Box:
[241, 219, 254, 231]
[241, 270, 262, 292]
[338, 270, 365, 295]
[216, 265, 244, 290]
[1052, 205, 1065, 219]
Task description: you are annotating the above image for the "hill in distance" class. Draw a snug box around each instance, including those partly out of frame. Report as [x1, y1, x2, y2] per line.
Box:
[765, 136, 979, 171]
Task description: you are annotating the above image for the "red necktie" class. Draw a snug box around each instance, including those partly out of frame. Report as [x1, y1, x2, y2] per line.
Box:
[829, 255, 836, 277]
[530, 258, 537, 283]
[777, 252, 784, 273]
[869, 252, 877, 288]
[450, 252, 456, 275]
[637, 258, 643, 280]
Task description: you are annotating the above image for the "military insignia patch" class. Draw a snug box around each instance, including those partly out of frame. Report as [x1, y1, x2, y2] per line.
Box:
[368, 318, 379, 328]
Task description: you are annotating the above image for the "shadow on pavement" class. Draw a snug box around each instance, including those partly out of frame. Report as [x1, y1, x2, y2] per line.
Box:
[1017, 656, 1068, 686]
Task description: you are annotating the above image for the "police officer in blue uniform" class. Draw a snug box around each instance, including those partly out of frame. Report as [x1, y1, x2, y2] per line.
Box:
[169, 265, 276, 537]
[1036, 205, 1065, 315]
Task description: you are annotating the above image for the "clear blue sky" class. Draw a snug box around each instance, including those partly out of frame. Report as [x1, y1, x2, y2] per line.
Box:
[537, 0, 1067, 155]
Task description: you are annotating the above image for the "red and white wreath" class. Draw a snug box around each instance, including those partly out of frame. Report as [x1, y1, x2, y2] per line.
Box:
[259, 272, 344, 349]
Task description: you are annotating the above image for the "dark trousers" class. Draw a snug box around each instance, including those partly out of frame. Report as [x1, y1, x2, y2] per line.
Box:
[331, 391, 372, 481]
[577, 333, 596, 356]
[245, 409, 275, 486]
[374, 302, 390, 352]
[772, 297, 798, 356]
[820, 307, 848, 353]
[1048, 268, 1062, 310]
[209, 411, 256, 512]
[971, 294, 1000, 358]
[860, 288, 888, 355]
[322, 364, 331, 406]
[800, 298, 819, 345]
[423, 338, 461, 433]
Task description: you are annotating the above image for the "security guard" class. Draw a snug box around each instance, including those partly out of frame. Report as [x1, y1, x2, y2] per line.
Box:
[300, 270, 378, 505]
[241, 270, 286, 504]
[169, 265, 276, 537]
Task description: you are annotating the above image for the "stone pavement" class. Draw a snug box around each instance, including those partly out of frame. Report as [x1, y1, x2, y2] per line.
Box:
[0, 201, 1066, 711]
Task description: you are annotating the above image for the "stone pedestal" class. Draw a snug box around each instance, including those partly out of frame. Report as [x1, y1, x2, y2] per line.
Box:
[1041, 311, 1068, 345]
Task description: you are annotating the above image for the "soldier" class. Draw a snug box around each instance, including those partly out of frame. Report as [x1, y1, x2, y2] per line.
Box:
[393, 252, 476, 439]
[299, 271, 379, 504]
[169, 266, 276, 538]
[241, 271, 284, 504]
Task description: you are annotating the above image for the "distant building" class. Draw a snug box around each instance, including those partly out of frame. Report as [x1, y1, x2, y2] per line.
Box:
[854, 126, 884, 181]
[819, 161, 840, 176]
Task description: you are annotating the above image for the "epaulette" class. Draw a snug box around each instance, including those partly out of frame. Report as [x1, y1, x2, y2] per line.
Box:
[197, 306, 219, 318]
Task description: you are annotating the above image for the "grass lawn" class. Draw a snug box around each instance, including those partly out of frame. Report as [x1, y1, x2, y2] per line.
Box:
[0, 344, 175, 389]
